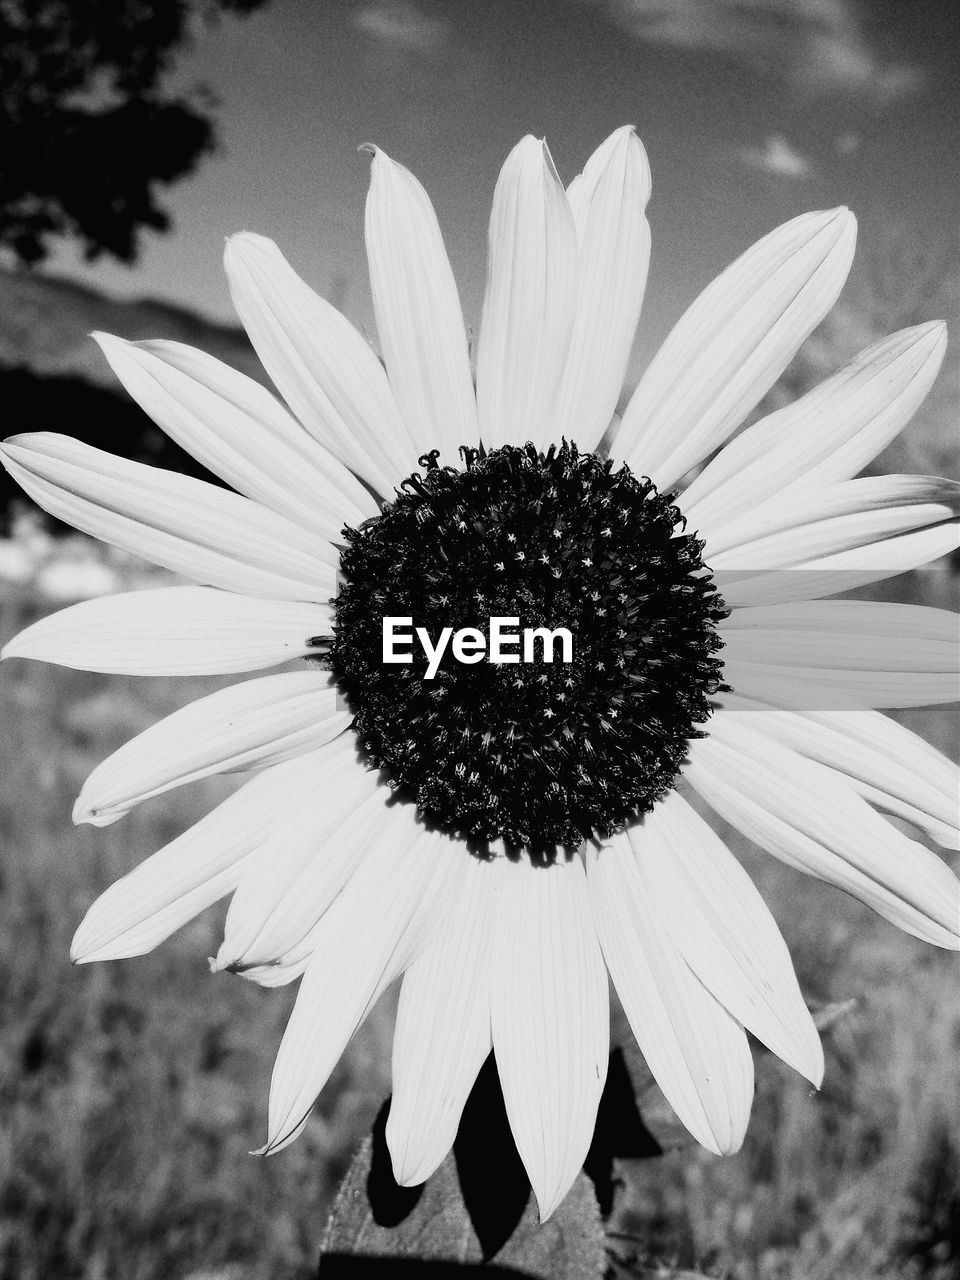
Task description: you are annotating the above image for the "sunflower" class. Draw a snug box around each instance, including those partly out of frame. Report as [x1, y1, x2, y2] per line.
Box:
[2, 127, 958, 1221]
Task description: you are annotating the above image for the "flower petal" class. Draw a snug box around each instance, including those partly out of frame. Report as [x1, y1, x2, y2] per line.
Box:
[215, 747, 386, 975]
[720, 601, 960, 708]
[224, 233, 414, 496]
[93, 333, 377, 537]
[586, 835, 754, 1155]
[489, 855, 609, 1222]
[364, 146, 479, 467]
[238, 812, 457, 987]
[74, 671, 349, 827]
[686, 715, 960, 948]
[386, 856, 496, 1187]
[682, 322, 948, 529]
[615, 208, 857, 490]
[628, 793, 823, 1085]
[708, 476, 960, 605]
[70, 749, 329, 963]
[714, 694, 960, 850]
[0, 434, 334, 600]
[551, 126, 652, 450]
[719, 534, 960, 608]
[703, 476, 960, 564]
[2, 587, 330, 675]
[476, 136, 579, 451]
[260, 818, 460, 1155]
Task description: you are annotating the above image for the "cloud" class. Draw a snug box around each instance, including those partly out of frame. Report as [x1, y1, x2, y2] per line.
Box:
[599, 0, 925, 108]
[739, 132, 814, 178]
[352, 0, 449, 52]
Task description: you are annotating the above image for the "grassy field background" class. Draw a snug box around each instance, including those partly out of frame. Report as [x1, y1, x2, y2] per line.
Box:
[0, 560, 957, 1280]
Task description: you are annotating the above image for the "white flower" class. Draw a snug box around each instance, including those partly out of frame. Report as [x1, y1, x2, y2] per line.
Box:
[2, 127, 958, 1222]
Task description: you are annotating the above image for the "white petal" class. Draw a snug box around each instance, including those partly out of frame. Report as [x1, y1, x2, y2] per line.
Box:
[475, 136, 579, 451]
[719, 665, 959, 711]
[711, 476, 960, 605]
[682, 322, 948, 529]
[94, 333, 377, 537]
[215, 748, 386, 974]
[232, 955, 314, 988]
[2, 587, 330, 675]
[703, 476, 960, 564]
[586, 835, 754, 1155]
[686, 716, 960, 948]
[615, 208, 857, 490]
[718, 529, 960, 608]
[551, 126, 652, 450]
[714, 694, 960, 850]
[70, 749, 327, 963]
[74, 671, 349, 827]
[261, 819, 460, 1155]
[386, 856, 496, 1186]
[628, 793, 823, 1085]
[364, 146, 478, 467]
[489, 855, 609, 1222]
[224, 233, 414, 496]
[238, 812, 449, 987]
[0, 434, 334, 601]
[720, 601, 960, 708]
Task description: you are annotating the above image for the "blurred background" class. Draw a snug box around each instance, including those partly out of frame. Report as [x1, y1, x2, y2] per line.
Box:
[0, 2, 957, 1278]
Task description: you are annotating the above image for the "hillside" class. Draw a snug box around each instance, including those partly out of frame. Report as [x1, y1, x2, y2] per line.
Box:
[0, 268, 262, 531]
[0, 266, 261, 389]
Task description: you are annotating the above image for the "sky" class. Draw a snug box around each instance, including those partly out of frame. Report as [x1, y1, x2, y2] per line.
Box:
[47, 0, 960, 375]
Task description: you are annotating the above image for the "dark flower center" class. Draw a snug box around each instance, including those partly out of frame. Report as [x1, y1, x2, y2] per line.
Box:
[323, 442, 726, 858]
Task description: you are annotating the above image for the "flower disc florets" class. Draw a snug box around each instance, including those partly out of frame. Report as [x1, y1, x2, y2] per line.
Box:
[325, 442, 727, 856]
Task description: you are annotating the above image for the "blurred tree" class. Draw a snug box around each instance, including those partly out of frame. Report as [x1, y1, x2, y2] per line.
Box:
[0, 0, 268, 266]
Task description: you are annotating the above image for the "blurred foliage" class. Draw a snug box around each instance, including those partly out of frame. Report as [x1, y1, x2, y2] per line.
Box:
[0, 0, 268, 266]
